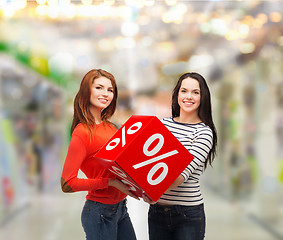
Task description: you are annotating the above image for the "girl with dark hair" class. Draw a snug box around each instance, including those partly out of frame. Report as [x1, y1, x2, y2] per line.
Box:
[61, 69, 138, 240]
[144, 72, 217, 240]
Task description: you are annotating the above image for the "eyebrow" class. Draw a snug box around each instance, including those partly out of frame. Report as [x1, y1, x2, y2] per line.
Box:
[180, 87, 200, 91]
[95, 83, 113, 89]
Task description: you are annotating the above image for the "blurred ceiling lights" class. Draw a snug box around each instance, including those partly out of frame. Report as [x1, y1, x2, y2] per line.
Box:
[0, 0, 281, 30]
[0, 0, 282, 91]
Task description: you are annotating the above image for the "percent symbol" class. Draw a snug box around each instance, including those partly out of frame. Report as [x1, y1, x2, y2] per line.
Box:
[133, 133, 178, 186]
[106, 122, 143, 151]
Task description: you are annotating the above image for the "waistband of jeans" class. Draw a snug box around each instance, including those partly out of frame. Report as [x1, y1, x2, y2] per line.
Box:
[150, 203, 204, 214]
[86, 199, 127, 207]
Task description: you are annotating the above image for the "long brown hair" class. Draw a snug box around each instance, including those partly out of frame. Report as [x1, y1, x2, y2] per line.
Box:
[71, 69, 118, 135]
[172, 72, 217, 169]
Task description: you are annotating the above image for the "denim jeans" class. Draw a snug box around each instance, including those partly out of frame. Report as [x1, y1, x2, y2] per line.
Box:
[148, 203, 205, 240]
[81, 199, 137, 240]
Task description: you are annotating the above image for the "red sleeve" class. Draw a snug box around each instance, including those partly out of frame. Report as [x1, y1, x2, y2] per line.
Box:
[61, 133, 109, 193]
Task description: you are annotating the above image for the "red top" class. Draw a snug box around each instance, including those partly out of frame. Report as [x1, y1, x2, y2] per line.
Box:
[61, 122, 127, 204]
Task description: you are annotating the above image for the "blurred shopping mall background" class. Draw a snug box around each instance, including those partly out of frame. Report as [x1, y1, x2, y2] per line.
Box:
[0, 0, 283, 239]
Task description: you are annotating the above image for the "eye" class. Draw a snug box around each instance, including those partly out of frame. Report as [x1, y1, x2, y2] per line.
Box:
[95, 86, 102, 90]
[194, 91, 200, 95]
[108, 89, 114, 93]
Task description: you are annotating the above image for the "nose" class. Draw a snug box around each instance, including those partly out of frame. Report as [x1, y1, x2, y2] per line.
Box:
[102, 89, 108, 96]
[186, 92, 192, 99]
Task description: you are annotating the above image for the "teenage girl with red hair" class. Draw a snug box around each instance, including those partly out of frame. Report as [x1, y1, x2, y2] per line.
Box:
[61, 69, 138, 240]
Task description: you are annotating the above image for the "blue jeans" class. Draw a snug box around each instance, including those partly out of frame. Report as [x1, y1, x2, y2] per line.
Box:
[148, 203, 205, 240]
[81, 199, 137, 240]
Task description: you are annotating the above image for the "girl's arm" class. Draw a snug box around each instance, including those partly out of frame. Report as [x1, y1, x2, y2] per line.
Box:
[61, 135, 109, 193]
[165, 175, 184, 193]
[166, 129, 213, 191]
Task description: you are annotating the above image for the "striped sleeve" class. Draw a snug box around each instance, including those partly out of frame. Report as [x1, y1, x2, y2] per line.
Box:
[181, 128, 213, 181]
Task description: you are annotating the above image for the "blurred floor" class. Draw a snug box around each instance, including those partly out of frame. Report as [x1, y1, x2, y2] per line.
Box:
[0, 185, 282, 240]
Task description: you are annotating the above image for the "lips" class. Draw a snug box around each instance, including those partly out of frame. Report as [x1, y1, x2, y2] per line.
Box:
[183, 101, 194, 106]
[98, 98, 108, 104]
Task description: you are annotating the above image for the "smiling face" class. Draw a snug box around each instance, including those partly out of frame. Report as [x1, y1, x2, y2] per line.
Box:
[177, 77, 201, 117]
[89, 76, 114, 116]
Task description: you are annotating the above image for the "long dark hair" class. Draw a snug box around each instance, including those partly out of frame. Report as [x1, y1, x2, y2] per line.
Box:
[71, 69, 118, 135]
[172, 72, 217, 168]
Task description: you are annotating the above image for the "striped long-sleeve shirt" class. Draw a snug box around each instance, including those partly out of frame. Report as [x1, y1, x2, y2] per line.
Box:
[157, 117, 213, 206]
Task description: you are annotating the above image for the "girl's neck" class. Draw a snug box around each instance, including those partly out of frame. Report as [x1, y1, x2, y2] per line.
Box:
[90, 107, 103, 124]
[175, 112, 201, 124]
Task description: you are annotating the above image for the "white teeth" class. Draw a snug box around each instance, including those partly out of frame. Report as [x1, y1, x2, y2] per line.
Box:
[99, 99, 107, 103]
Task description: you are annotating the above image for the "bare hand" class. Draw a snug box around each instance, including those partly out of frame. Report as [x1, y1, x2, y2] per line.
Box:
[142, 192, 156, 204]
[108, 179, 140, 200]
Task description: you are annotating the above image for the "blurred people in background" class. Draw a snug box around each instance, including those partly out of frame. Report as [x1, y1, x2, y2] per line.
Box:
[60, 69, 138, 240]
[143, 72, 217, 240]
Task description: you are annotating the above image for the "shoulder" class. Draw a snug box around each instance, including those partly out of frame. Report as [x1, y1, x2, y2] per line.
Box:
[161, 117, 195, 137]
[72, 123, 91, 142]
[195, 123, 213, 140]
[100, 121, 118, 130]
[73, 123, 89, 135]
[161, 117, 179, 130]
[197, 123, 212, 133]
[95, 122, 118, 136]
[161, 117, 172, 124]
[105, 122, 118, 134]
[108, 122, 119, 131]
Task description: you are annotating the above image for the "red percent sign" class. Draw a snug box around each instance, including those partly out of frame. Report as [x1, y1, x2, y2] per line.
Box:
[106, 122, 178, 187]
